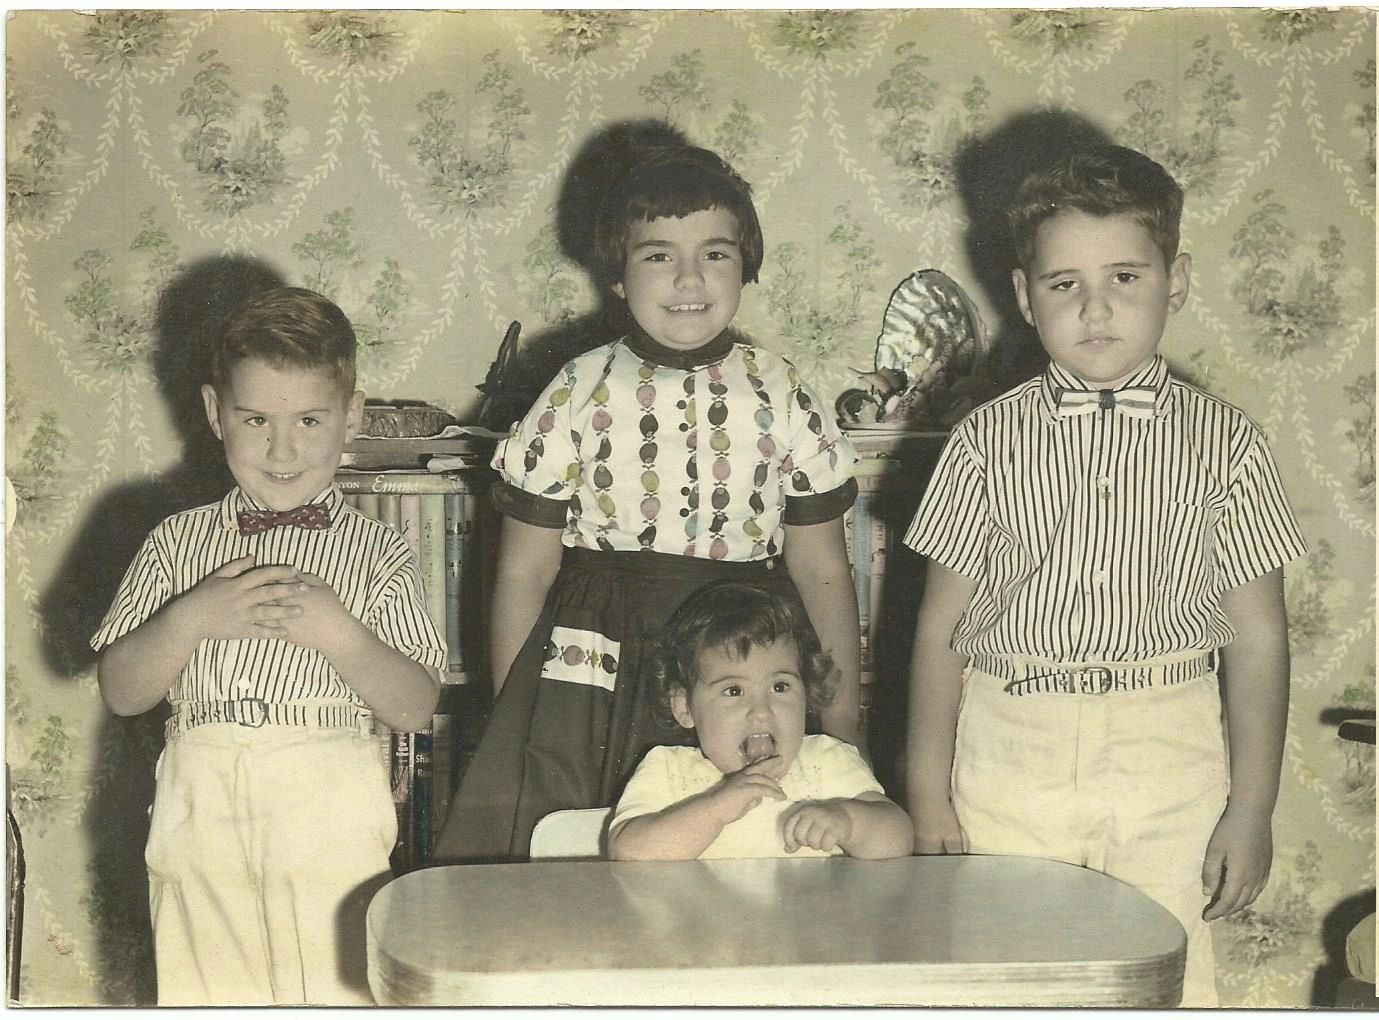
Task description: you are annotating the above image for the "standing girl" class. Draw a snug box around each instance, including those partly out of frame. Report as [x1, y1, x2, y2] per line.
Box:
[437, 146, 861, 860]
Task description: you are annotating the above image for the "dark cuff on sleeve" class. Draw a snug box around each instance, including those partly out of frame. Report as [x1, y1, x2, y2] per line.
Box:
[783, 477, 858, 526]
[490, 481, 570, 528]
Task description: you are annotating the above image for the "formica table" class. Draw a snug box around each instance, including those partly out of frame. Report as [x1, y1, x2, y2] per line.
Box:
[366, 854, 1185, 1007]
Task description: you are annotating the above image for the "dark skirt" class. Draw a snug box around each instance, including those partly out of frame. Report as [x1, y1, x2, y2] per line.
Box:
[433, 547, 801, 862]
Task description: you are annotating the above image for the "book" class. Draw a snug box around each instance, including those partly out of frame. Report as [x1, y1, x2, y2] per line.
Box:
[443, 493, 466, 682]
[389, 730, 414, 874]
[355, 492, 382, 523]
[412, 728, 434, 868]
[431, 709, 453, 851]
[418, 497, 448, 655]
[399, 494, 422, 563]
[378, 493, 401, 534]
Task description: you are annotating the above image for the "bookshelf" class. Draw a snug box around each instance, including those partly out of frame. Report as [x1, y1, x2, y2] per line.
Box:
[845, 429, 949, 799]
[337, 443, 496, 875]
[338, 428, 949, 866]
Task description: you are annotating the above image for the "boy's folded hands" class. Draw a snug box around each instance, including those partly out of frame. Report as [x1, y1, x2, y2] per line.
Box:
[184, 555, 304, 642]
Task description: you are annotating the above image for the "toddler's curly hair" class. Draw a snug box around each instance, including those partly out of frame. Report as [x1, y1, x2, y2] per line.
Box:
[650, 581, 838, 731]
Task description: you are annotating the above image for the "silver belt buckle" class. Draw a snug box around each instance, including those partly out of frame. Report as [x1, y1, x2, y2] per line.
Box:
[233, 698, 269, 727]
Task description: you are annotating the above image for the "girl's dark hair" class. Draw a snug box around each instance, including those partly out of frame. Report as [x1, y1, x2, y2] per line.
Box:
[650, 581, 838, 731]
[1007, 145, 1184, 270]
[592, 145, 765, 289]
[209, 286, 356, 396]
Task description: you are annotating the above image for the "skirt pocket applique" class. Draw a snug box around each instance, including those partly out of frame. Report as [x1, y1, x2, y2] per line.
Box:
[540, 625, 621, 692]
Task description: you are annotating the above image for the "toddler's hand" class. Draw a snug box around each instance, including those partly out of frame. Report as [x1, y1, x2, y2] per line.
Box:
[782, 801, 852, 854]
[709, 758, 786, 824]
[271, 571, 357, 653]
[184, 555, 304, 641]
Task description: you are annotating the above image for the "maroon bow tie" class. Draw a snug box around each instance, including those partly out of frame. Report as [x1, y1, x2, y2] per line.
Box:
[236, 504, 331, 535]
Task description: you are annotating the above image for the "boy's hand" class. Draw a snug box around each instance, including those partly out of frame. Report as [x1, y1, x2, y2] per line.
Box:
[912, 791, 966, 854]
[1201, 803, 1273, 921]
[271, 571, 358, 653]
[185, 555, 304, 641]
[781, 800, 852, 854]
[708, 758, 786, 824]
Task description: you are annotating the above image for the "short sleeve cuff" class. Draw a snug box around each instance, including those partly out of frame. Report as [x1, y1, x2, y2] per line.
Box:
[490, 481, 569, 528]
[783, 478, 858, 526]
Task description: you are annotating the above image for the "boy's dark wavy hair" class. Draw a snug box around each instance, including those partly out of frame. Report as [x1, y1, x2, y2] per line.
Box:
[1007, 145, 1184, 271]
[650, 581, 838, 732]
[209, 286, 356, 396]
[592, 145, 765, 289]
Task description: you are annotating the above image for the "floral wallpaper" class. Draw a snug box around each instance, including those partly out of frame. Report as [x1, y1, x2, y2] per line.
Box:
[5, 8, 1374, 1007]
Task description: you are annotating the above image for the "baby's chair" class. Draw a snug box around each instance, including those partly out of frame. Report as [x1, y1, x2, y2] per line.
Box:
[528, 807, 612, 861]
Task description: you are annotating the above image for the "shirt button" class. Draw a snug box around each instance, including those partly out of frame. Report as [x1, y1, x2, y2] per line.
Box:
[1096, 476, 1112, 499]
[237, 678, 252, 691]
[1091, 569, 1108, 586]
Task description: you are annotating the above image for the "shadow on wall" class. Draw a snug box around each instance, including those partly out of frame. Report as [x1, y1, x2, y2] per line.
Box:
[36, 255, 286, 1005]
[861, 110, 1115, 793]
[952, 108, 1115, 392]
[476, 118, 690, 431]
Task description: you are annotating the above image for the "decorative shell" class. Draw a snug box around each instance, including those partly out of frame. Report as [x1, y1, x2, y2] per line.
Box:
[837, 269, 998, 429]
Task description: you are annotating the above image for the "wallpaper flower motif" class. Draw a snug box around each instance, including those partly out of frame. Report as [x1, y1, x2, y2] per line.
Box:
[5, 9, 1374, 1008]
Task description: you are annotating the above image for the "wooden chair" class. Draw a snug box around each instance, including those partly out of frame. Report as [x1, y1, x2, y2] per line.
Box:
[528, 808, 611, 861]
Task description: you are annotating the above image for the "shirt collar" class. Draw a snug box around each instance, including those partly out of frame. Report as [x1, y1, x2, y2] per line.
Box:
[622, 322, 736, 370]
[221, 484, 344, 532]
[1038, 354, 1173, 422]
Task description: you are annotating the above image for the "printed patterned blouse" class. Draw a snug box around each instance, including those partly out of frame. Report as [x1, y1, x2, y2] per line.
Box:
[491, 329, 858, 560]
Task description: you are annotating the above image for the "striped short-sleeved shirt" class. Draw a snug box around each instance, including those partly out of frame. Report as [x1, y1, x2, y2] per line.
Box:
[90, 485, 447, 709]
[903, 355, 1307, 661]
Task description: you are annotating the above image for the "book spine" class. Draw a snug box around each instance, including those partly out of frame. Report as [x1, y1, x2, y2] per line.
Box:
[377, 493, 401, 534]
[336, 473, 471, 496]
[430, 706, 453, 853]
[388, 730, 414, 874]
[355, 492, 382, 523]
[443, 493, 466, 683]
[418, 497, 448, 654]
[398, 494, 422, 564]
[412, 728, 433, 868]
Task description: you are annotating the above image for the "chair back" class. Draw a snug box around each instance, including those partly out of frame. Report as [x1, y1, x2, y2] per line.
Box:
[529, 807, 612, 860]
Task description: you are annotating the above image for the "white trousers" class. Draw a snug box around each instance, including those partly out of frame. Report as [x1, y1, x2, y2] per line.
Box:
[145, 723, 396, 1005]
[952, 665, 1228, 1008]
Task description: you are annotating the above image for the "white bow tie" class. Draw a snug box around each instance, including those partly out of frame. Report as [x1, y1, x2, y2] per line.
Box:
[1056, 386, 1157, 419]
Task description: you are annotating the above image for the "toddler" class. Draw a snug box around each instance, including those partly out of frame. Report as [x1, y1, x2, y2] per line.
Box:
[610, 581, 912, 860]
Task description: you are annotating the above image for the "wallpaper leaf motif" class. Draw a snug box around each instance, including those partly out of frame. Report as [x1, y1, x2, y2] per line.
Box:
[639, 49, 708, 125]
[543, 10, 631, 59]
[82, 11, 170, 68]
[302, 11, 401, 66]
[176, 50, 290, 216]
[409, 53, 530, 215]
[771, 11, 862, 57]
[4, 10, 1373, 1007]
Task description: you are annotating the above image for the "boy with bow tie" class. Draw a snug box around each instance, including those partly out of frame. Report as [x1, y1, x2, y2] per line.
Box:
[901, 146, 1306, 1006]
[92, 286, 445, 1005]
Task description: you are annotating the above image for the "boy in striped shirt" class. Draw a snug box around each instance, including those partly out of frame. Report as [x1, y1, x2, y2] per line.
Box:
[903, 146, 1306, 1006]
[91, 287, 446, 1004]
